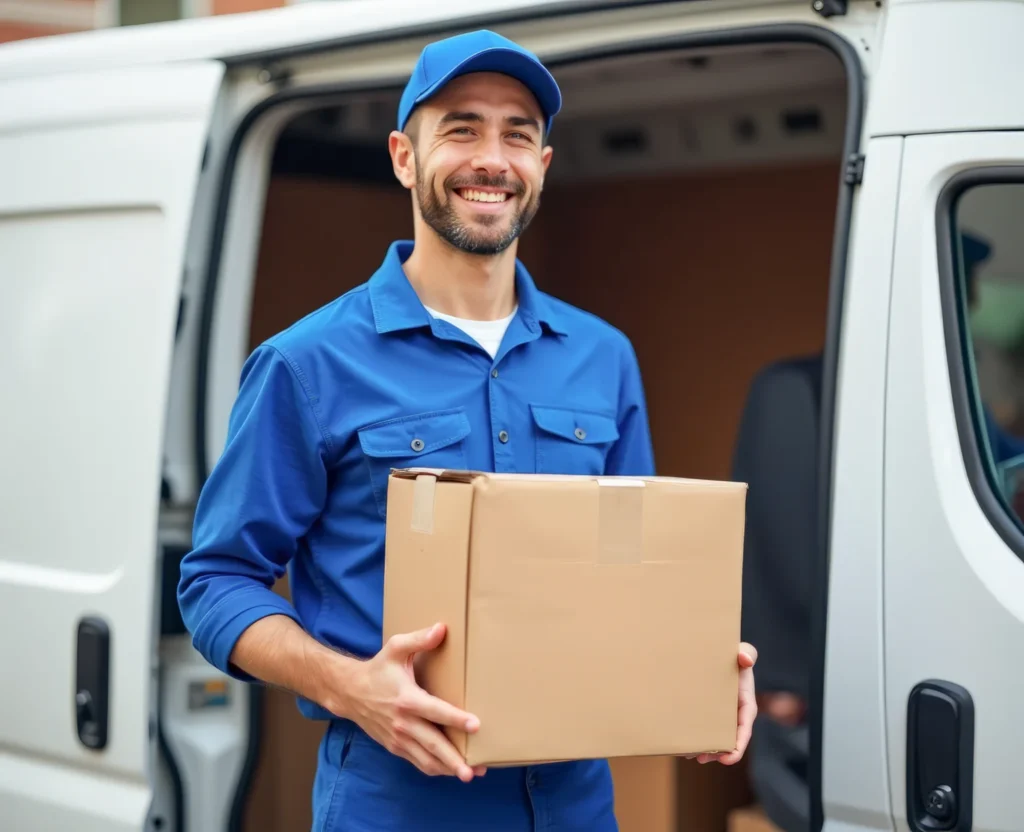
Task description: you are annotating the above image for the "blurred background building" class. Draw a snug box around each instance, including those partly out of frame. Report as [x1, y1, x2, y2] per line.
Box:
[0, 0, 306, 45]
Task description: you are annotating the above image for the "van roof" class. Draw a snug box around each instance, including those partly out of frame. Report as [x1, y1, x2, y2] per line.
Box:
[0, 0, 615, 80]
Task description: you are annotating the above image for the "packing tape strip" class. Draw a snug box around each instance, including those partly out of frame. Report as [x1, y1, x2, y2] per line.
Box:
[597, 480, 644, 564]
[411, 474, 437, 534]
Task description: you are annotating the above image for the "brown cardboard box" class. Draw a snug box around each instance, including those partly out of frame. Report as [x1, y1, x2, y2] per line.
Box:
[382, 469, 747, 768]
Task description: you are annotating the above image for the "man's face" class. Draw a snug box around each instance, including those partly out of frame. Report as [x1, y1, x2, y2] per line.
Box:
[397, 72, 553, 256]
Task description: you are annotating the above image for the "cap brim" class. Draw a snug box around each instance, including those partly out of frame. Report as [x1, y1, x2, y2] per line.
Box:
[962, 232, 992, 270]
[412, 47, 561, 134]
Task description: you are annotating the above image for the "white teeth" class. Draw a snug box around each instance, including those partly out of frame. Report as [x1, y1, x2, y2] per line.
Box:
[461, 189, 508, 203]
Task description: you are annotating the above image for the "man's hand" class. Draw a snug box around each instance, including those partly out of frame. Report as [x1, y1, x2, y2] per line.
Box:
[228, 615, 483, 783]
[345, 622, 486, 783]
[688, 642, 758, 766]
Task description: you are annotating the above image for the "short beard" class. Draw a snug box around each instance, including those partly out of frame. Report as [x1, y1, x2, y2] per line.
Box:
[415, 160, 539, 256]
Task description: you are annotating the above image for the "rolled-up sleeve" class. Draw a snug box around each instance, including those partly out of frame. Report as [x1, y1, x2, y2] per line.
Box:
[604, 338, 656, 478]
[177, 343, 331, 679]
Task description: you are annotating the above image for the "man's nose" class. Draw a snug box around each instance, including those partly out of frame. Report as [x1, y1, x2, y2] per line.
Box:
[471, 133, 509, 176]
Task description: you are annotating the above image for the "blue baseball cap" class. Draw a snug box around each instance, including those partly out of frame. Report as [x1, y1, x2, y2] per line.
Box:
[397, 30, 562, 136]
[962, 231, 991, 273]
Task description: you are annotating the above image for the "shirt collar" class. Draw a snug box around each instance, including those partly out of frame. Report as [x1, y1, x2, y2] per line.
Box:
[368, 240, 569, 337]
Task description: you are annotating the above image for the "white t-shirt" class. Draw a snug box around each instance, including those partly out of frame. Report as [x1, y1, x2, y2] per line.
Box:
[424, 304, 517, 359]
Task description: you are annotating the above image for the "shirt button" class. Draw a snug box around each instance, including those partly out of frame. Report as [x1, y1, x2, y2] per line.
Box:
[491, 368, 499, 378]
[411, 438, 425, 452]
[498, 430, 509, 443]
[574, 427, 587, 441]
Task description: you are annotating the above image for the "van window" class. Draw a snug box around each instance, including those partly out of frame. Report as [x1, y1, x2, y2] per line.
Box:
[950, 181, 1024, 527]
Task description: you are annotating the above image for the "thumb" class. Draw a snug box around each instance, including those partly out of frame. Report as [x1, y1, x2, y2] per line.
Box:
[386, 622, 446, 658]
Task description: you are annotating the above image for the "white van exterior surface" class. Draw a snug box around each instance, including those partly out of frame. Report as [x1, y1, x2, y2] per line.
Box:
[1, 1, 1023, 831]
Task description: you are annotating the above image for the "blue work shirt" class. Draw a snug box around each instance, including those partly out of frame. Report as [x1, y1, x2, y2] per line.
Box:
[984, 406, 1024, 465]
[178, 240, 655, 831]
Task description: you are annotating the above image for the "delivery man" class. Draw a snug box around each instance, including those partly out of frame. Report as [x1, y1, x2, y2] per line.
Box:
[177, 29, 757, 831]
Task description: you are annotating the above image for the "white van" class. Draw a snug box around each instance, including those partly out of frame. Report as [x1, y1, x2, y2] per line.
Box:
[2, 1, 1023, 830]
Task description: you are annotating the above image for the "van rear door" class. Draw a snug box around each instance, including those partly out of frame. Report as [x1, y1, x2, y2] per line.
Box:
[0, 61, 223, 831]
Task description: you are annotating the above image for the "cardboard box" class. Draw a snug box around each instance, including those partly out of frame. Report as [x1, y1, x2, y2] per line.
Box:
[382, 469, 747, 767]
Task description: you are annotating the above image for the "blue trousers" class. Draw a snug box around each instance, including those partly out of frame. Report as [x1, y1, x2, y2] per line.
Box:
[311, 720, 620, 831]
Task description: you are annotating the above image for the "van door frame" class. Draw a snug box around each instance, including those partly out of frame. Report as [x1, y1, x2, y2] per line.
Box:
[195, 16, 865, 830]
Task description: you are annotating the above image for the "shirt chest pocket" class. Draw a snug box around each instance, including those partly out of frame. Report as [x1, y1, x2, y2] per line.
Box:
[357, 408, 471, 519]
[530, 404, 620, 475]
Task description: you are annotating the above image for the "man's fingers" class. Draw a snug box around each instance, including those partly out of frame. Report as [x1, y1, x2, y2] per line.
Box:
[385, 623, 446, 659]
[733, 702, 755, 758]
[740, 691, 757, 729]
[404, 718, 475, 782]
[693, 652, 761, 768]
[408, 688, 480, 732]
[708, 692, 758, 766]
[399, 737, 450, 778]
[473, 765, 488, 777]
[739, 642, 758, 666]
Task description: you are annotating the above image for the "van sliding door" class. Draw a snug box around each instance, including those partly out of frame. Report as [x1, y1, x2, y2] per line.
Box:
[883, 131, 1024, 832]
[0, 61, 223, 831]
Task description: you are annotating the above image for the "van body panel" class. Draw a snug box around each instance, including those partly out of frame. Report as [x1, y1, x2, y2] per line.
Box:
[0, 749, 152, 832]
[868, 1, 1024, 137]
[256, 6, 871, 92]
[0, 0, 874, 79]
[0, 62, 225, 133]
[0, 0, 625, 77]
[0, 61, 224, 830]
[821, 135, 903, 832]
[885, 130, 1024, 832]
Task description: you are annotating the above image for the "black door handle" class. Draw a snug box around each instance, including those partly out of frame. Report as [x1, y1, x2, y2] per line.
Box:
[906, 679, 974, 832]
[75, 616, 111, 750]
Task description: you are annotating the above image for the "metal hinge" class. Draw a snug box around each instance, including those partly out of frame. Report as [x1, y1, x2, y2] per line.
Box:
[812, 0, 848, 17]
[844, 153, 866, 186]
[257, 63, 292, 87]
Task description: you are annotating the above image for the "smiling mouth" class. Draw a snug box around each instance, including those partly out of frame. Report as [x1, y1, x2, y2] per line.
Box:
[455, 187, 512, 204]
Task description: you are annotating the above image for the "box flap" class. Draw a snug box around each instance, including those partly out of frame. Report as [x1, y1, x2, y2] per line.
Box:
[390, 467, 485, 484]
[391, 468, 749, 490]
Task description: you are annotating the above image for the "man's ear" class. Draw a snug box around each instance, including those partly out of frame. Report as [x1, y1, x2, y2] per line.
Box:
[540, 144, 554, 184]
[389, 130, 417, 190]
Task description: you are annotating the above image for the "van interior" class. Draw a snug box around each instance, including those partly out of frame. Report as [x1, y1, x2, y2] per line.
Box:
[186, 37, 849, 832]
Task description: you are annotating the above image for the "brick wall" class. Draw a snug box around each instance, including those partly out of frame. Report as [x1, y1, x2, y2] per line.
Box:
[0, 0, 289, 46]
[0, 0, 100, 44]
[211, 0, 284, 14]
